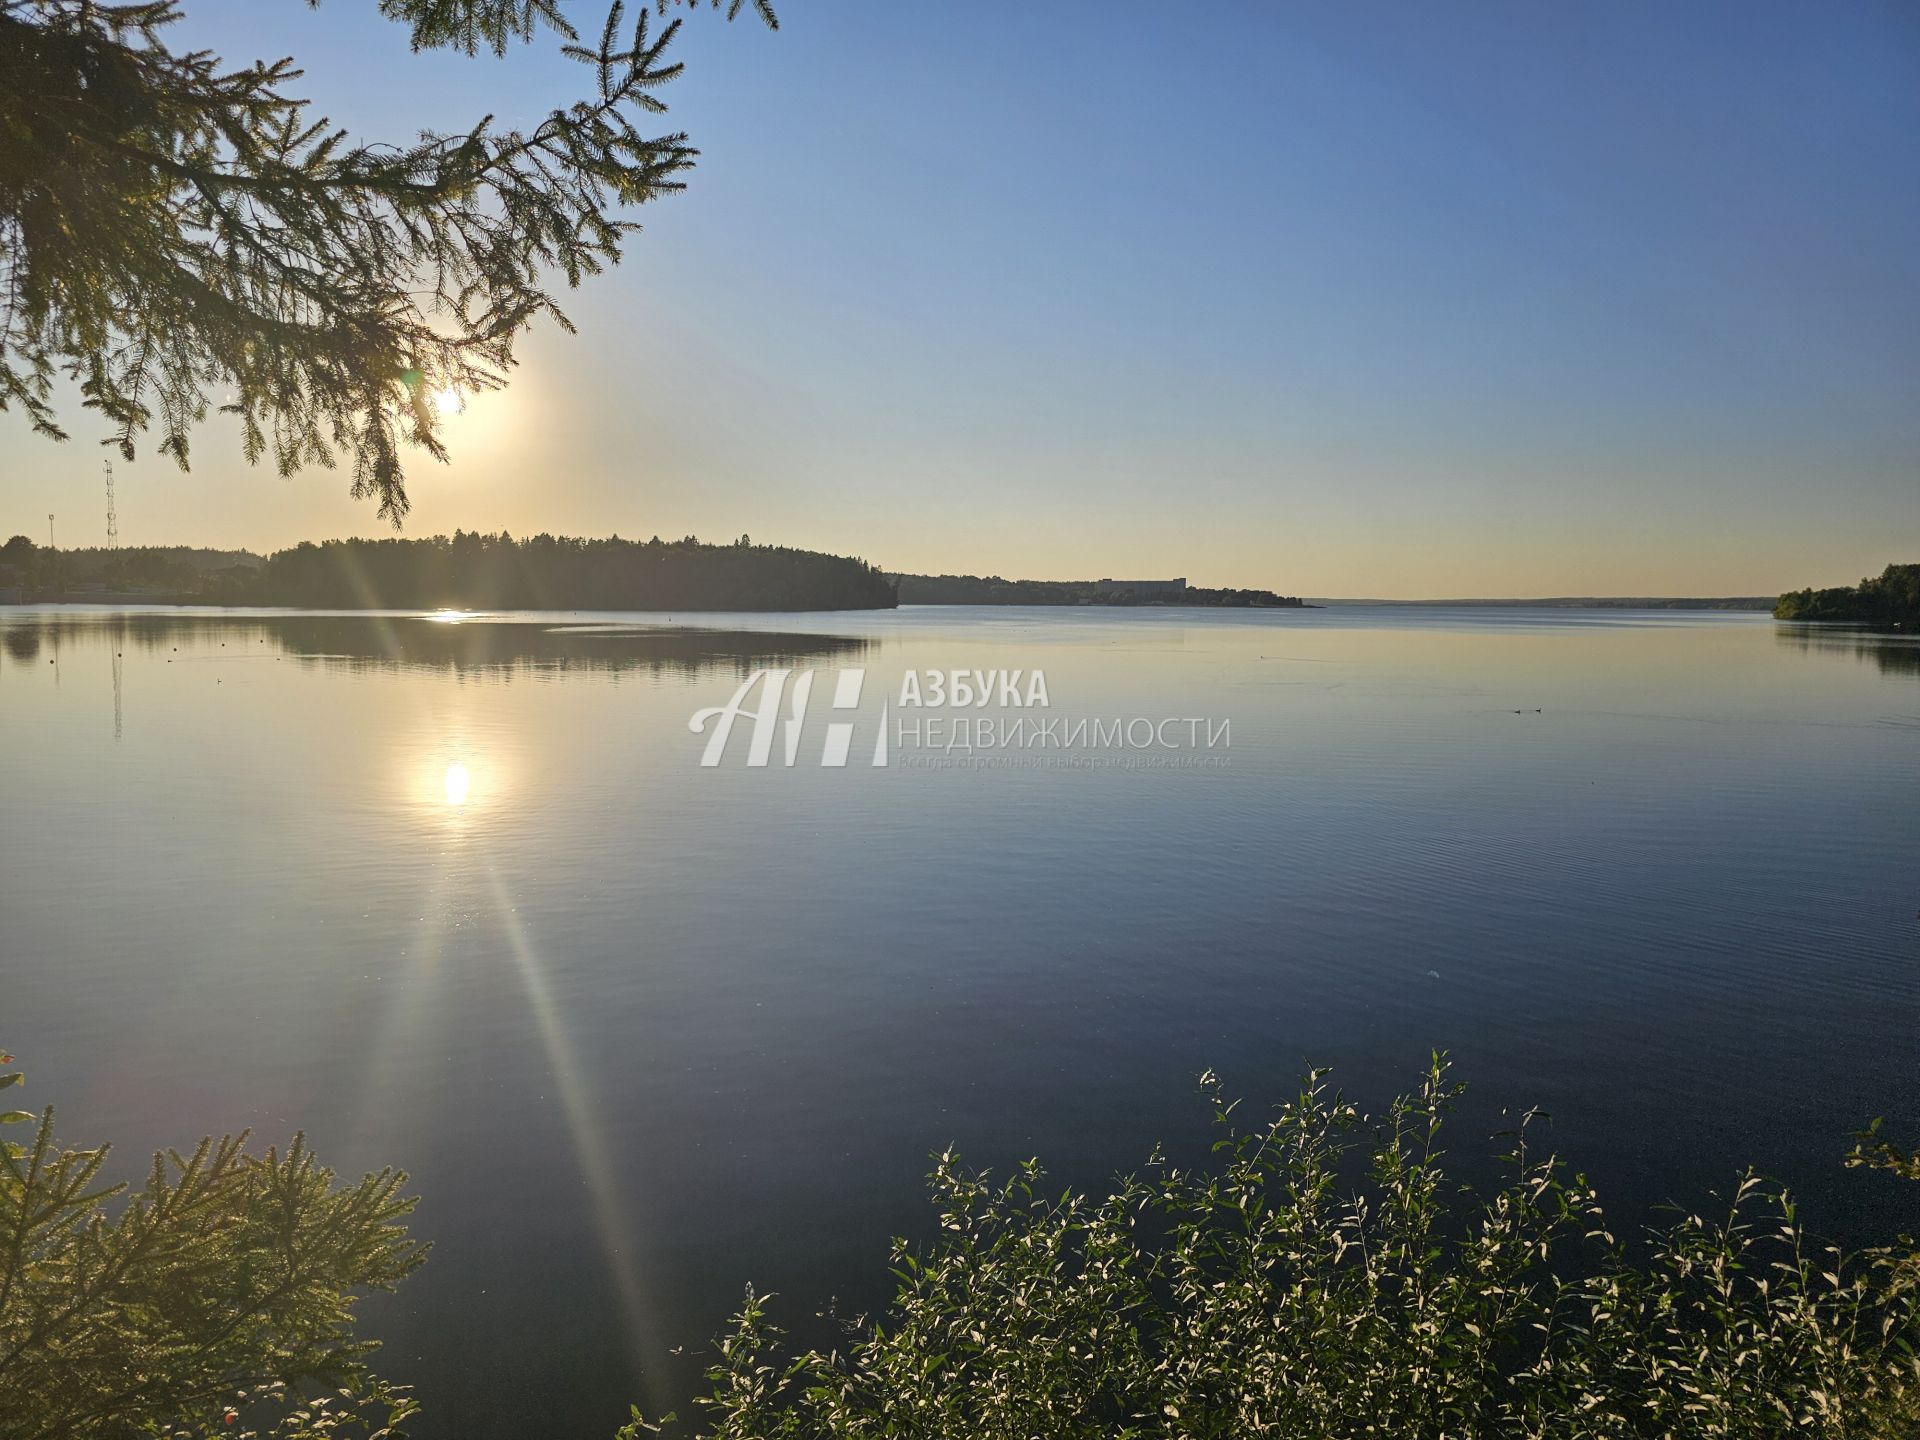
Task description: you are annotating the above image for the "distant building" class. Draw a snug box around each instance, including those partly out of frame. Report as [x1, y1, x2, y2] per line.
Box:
[1096, 577, 1187, 596]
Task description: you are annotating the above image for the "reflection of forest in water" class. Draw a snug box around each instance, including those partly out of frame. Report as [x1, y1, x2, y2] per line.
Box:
[12, 610, 1915, 686]
[1775, 624, 1920, 679]
[0, 612, 872, 678]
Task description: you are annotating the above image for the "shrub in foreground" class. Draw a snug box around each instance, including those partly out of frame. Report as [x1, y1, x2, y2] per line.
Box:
[0, 1051, 422, 1440]
[636, 1058, 1920, 1439]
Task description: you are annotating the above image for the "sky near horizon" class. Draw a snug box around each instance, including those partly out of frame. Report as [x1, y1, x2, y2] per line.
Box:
[2, 1, 1916, 598]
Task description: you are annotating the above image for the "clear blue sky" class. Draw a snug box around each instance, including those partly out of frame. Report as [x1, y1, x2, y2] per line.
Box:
[3, 0, 1916, 596]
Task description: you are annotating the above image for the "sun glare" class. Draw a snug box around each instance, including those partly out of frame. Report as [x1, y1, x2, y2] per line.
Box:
[443, 762, 471, 806]
[432, 386, 462, 417]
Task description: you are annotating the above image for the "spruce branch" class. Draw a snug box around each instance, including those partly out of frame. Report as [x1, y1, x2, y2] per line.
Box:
[0, 0, 774, 521]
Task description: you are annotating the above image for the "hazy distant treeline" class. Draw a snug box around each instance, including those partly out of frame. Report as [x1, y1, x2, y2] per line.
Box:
[1774, 563, 1919, 624]
[896, 573, 1304, 607]
[0, 536, 260, 595]
[1346, 595, 1775, 610]
[232, 533, 899, 611]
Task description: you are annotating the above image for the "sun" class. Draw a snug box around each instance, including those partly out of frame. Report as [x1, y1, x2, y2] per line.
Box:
[432, 386, 463, 417]
[443, 762, 471, 806]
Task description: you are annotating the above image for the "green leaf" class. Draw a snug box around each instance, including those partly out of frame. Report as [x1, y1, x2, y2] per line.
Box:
[0, 1110, 34, 1124]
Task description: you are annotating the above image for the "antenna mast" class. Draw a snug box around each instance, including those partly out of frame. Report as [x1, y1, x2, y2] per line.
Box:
[105, 461, 118, 548]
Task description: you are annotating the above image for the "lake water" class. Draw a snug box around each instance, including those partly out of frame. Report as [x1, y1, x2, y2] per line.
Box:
[3, 604, 1915, 1437]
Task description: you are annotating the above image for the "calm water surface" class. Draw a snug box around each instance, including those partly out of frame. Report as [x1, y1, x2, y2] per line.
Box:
[3, 605, 1916, 1437]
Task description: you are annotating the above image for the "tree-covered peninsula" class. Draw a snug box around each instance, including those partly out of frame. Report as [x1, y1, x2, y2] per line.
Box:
[1774, 563, 1919, 625]
[231, 534, 899, 612]
[2, 532, 898, 610]
[895, 573, 1306, 607]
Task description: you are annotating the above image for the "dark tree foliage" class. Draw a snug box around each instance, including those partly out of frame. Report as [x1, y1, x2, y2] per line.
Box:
[1774, 563, 1920, 624]
[0, 0, 774, 522]
[236, 531, 901, 610]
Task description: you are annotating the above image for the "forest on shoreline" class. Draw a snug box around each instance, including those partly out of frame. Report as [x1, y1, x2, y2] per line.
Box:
[1, 538, 1313, 612]
[0, 533, 899, 612]
[1774, 563, 1920, 625]
[895, 572, 1306, 607]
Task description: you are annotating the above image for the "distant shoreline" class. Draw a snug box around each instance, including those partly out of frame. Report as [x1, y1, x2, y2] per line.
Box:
[892, 573, 1306, 608]
[2, 597, 1786, 616]
[1319, 596, 1776, 611]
